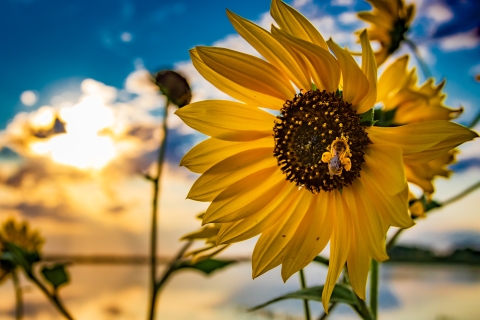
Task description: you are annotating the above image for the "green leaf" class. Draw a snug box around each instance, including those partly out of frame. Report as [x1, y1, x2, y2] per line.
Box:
[311, 83, 318, 91]
[313, 255, 329, 266]
[41, 264, 69, 289]
[248, 284, 357, 311]
[359, 108, 375, 126]
[176, 258, 237, 276]
[3, 242, 40, 274]
[373, 108, 396, 127]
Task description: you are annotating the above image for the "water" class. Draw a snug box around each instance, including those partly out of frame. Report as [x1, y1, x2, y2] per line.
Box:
[0, 263, 479, 319]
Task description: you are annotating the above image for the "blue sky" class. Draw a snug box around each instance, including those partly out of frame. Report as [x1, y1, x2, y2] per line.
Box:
[1, 0, 479, 128]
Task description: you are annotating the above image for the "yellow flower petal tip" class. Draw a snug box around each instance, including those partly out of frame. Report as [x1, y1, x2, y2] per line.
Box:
[177, 3, 477, 313]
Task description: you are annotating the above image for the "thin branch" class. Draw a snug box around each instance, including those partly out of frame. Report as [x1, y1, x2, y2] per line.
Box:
[148, 99, 170, 320]
[27, 273, 73, 320]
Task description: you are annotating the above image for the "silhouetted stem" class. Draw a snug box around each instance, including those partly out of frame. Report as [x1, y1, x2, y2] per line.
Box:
[12, 271, 23, 320]
[148, 99, 170, 320]
[369, 260, 379, 320]
[27, 273, 73, 320]
[299, 269, 311, 320]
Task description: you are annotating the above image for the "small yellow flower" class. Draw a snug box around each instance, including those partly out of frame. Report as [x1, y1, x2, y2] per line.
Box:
[176, 0, 477, 310]
[357, 0, 415, 65]
[408, 192, 425, 219]
[0, 218, 44, 284]
[377, 56, 462, 195]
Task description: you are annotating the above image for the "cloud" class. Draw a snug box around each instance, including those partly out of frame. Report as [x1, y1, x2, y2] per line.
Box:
[425, 3, 454, 23]
[439, 29, 480, 51]
[331, 0, 354, 6]
[20, 90, 39, 106]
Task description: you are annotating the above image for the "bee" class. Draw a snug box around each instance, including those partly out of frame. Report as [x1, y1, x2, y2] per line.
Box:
[321, 138, 352, 177]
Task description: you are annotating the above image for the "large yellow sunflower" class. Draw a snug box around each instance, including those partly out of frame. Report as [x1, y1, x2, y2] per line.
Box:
[357, 0, 415, 65]
[176, 0, 477, 310]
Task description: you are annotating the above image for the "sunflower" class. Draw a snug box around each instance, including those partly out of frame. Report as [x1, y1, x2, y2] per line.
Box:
[357, 0, 415, 65]
[176, 0, 477, 311]
[377, 56, 463, 195]
[0, 218, 44, 284]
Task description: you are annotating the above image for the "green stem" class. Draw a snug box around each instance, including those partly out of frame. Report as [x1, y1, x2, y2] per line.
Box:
[468, 110, 480, 129]
[155, 241, 193, 292]
[369, 260, 379, 320]
[148, 99, 170, 320]
[442, 180, 480, 207]
[387, 180, 480, 251]
[404, 38, 432, 79]
[12, 271, 23, 320]
[299, 269, 311, 320]
[27, 273, 73, 320]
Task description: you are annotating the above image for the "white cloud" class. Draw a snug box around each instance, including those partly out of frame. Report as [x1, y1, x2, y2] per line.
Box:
[338, 11, 359, 25]
[439, 29, 480, 52]
[292, 0, 312, 8]
[331, 0, 353, 6]
[20, 90, 38, 106]
[425, 3, 453, 23]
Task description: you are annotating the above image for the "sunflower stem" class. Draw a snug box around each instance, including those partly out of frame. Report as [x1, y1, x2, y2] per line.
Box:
[369, 260, 379, 319]
[147, 98, 170, 320]
[12, 271, 23, 320]
[387, 180, 480, 251]
[299, 269, 311, 320]
[404, 38, 432, 79]
[468, 110, 480, 129]
[27, 272, 73, 320]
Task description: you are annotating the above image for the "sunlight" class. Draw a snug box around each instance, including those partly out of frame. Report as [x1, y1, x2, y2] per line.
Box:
[28, 83, 118, 170]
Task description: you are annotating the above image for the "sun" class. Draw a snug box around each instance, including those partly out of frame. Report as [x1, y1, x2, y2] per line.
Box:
[28, 92, 118, 170]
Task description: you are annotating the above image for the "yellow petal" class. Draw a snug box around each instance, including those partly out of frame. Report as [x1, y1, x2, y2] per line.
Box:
[187, 148, 276, 201]
[180, 136, 273, 174]
[252, 188, 312, 278]
[356, 30, 377, 114]
[346, 228, 371, 300]
[203, 167, 285, 224]
[217, 181, 297, 244]
[367, 121, 478, 163]
[360, 161, 413, 229]
[227, 10, 311, 90]
[270, 0, 328, 50]
[322, 191, 351, 312]
[327, 39, 369, 108]
[377, 55, 409, 102]
[281, 191, 333, 281]
[190, 49, 284, 110]
[344, 185, 389, 262]
[271, 26, 341, 93]
[357, 12, 392, 30]
[363, 143, 406, 195]
[175, 100, 275, 141]
[196, 46, 295, 101]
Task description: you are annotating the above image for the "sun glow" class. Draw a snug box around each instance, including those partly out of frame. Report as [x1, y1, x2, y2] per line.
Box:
[28, 81, 119, 170]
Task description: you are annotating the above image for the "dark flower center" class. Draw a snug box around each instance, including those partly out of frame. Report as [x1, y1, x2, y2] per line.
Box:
[273, 90, 371, 193]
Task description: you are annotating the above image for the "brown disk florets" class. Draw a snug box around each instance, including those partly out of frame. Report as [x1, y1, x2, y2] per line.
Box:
[273, 90, 371, 193]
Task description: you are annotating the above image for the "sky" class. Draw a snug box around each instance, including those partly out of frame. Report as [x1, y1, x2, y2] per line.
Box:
[0, 0, 480, 318]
